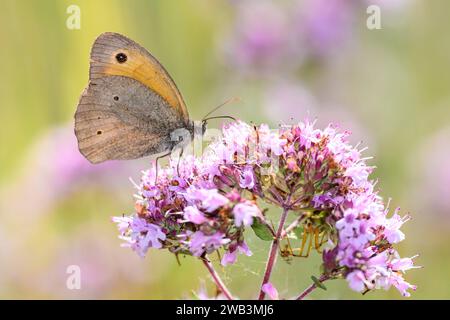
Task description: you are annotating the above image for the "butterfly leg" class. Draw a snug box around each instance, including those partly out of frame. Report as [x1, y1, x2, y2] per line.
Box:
[176, 147, 184, 176]
[154, 151, 172, 185]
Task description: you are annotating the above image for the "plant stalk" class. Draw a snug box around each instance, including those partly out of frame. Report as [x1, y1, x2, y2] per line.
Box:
[295, 274, 330, 300]
[202, 257, 234, 300]
[258, 204, 290, 300]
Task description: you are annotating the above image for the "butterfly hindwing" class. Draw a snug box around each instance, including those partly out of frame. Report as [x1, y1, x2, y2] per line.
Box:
[75, 76, 181, 163]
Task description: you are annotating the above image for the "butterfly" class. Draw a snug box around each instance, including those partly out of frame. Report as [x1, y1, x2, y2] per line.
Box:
[74, 32, 213, 165]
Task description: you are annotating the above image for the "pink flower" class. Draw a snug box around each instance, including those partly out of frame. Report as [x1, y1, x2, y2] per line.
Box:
[261, 282, 279, 300]
[185, 187, 229, 212]
[344, 164, 371, 189]
[388, 272, 417, 297]
[383, 212, 409, 244]
[189, 231, 230, 257]
[239, 166, 255, 189]
[391, 256, 419, 273]
[298, 120, 321, 149]
[118, 217, 166, 257]
[221, 241, 252, 266]
[233, 202, 261, 227]
[140, 224, 166, 250]
[183, 206, 208, 225]
[346, 270, 366, 292]
[111, 216, 132, 234]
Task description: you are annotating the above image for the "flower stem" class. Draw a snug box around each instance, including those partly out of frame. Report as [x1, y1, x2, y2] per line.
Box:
[295, 274, 329, 300]
[202, 257, 234, 300]
[258, 205, 290, 300]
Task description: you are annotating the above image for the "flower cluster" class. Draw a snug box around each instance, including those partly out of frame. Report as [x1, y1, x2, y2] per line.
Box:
[332, 195, 418, 297]
[113, 119, 418, 297]
[113, 155, 258, 265]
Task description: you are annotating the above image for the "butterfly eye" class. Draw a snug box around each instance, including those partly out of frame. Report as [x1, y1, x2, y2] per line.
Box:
[115, 52, 127, 63]
[113, 95, 119, 101]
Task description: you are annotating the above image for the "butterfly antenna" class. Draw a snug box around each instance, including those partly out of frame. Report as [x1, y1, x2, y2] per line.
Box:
[202, 115, 237, 122]
[202, 97, 241, 121]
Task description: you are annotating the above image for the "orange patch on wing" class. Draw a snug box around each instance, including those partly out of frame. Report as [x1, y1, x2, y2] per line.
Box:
[89, 32, 189, 120]
[93, 47, 186, 117]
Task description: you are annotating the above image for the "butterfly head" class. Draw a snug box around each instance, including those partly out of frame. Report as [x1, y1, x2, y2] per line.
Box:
[189, 119, 207, 141]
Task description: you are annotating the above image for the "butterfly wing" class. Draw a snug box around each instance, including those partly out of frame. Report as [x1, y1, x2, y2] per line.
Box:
[89, 32, 189, 120]
[74, 32, 190, 164]
[75, 75, 184, 163]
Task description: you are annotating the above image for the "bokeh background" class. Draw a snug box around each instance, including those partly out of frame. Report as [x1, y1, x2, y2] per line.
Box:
[0, 0, 448, 299]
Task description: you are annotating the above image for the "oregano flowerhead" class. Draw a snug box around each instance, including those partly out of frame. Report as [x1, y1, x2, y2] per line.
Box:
[113, 119, 419, 299]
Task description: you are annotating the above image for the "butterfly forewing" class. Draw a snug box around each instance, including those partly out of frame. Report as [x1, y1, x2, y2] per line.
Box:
[89, 32, 189, 121]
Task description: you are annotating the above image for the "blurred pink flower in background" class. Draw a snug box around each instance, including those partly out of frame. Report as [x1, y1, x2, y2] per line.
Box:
[367, 0, 412, 11]
[263, 80, 317, 121]
[223, 0, 299, 75]
[0, 124, 148, 221]
[412, 127, 450, 215]
[222, 0, 358, 76]
[313, 105, 376, 148]
[219, 0, 367, 137]
[0, 124, 159, 298]
[262, 82, 375, 149]
[296, 0, 354, 57]
[23, 229, 166, 299]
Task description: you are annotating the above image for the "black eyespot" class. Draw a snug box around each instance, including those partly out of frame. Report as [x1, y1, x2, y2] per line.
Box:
[115, 52, 127, 63]
[113, 95, 119, 101]
[97, 130, 102, 135]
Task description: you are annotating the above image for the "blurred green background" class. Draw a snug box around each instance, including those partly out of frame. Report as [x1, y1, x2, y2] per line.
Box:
[0, 0, 449, 299]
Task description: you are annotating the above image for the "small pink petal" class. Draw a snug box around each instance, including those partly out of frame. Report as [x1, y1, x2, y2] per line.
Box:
[262, 282, 279, 300]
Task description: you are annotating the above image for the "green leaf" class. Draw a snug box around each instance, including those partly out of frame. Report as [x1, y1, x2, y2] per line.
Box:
[311, 276, 327, 291]
[251, 219, 274, 241]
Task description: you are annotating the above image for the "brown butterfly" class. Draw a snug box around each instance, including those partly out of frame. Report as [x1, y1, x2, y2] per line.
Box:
[74, 32, 212, 164]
